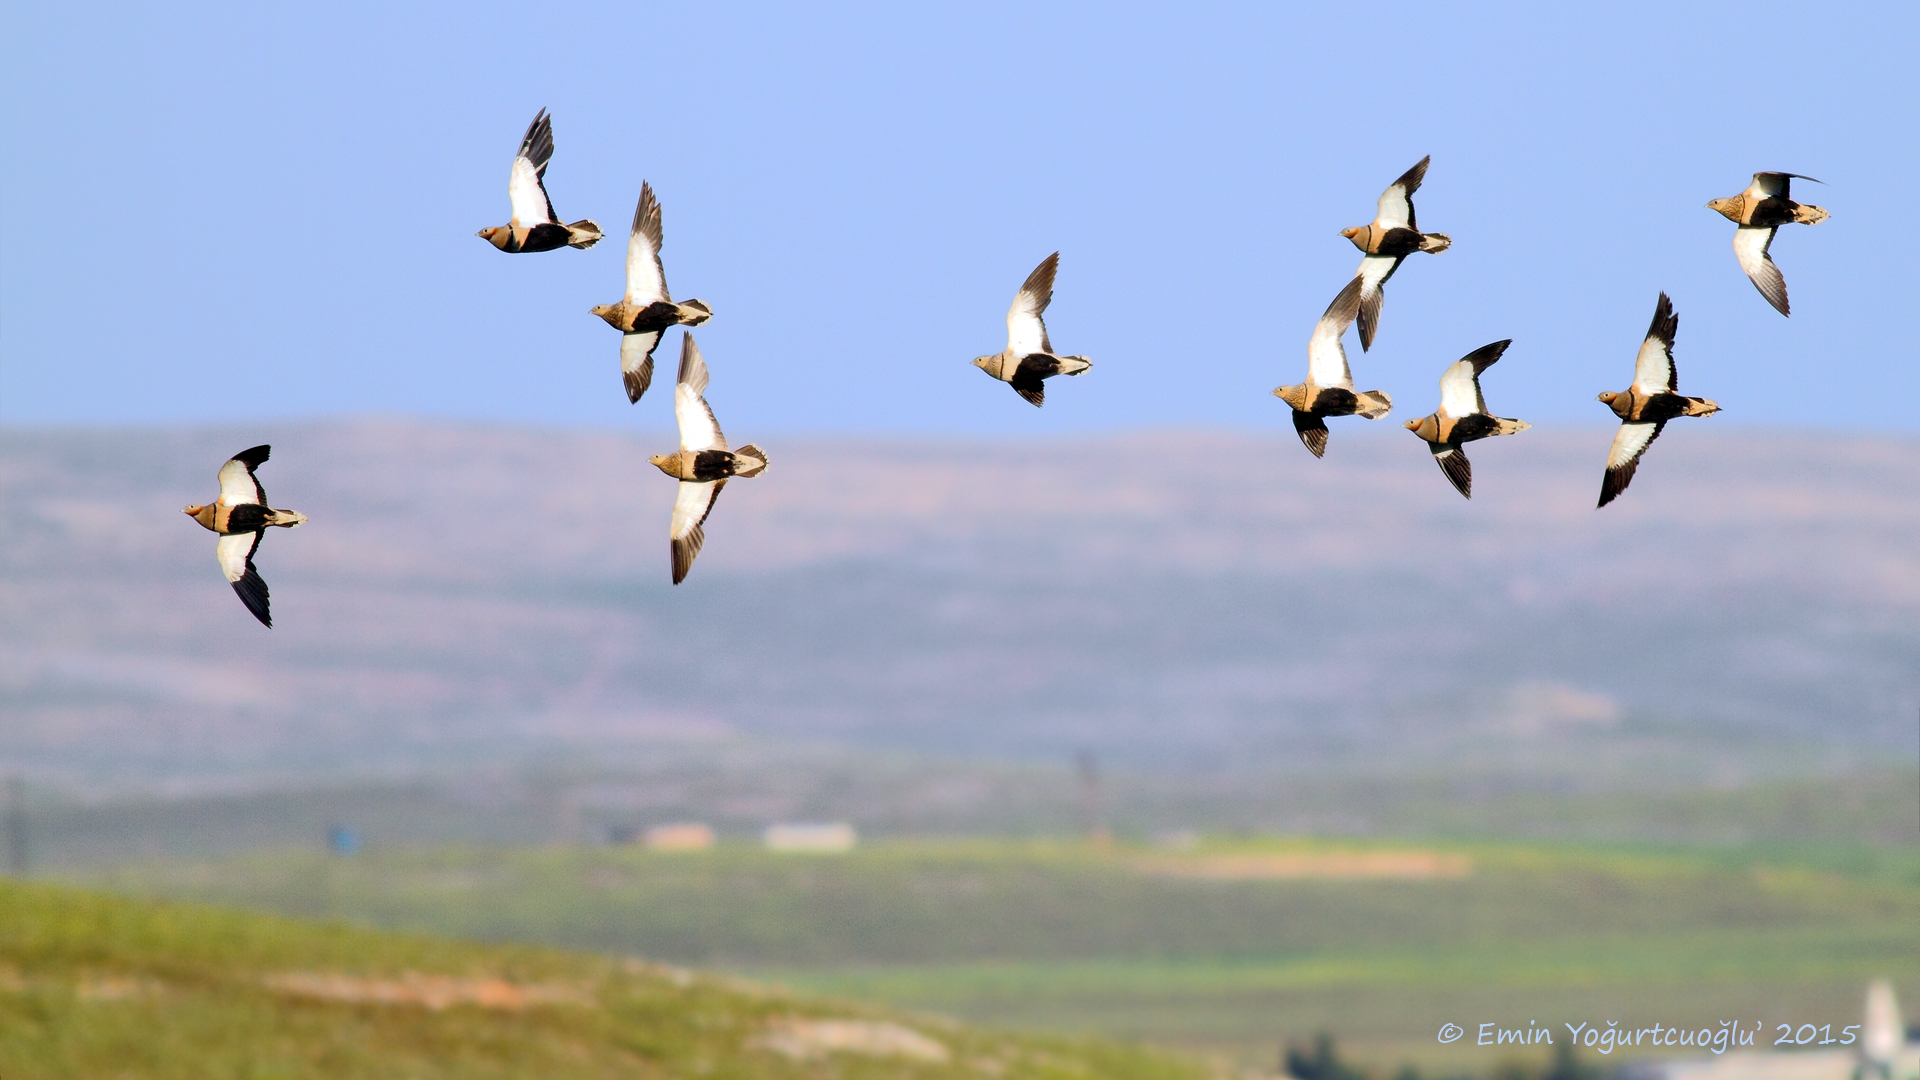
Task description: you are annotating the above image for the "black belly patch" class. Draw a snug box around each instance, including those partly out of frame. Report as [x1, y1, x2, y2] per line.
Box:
[224, 504, 270, 533]
[691, 450, 735, 481]
[1376, 228, 1424, 258]
[521, 223, 571, 253]
[1312, 387, 1359, 416]
[629, 302, 684, 333]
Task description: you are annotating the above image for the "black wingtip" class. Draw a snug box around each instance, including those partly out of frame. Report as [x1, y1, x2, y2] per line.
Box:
[1292, 411, 1328, 458]
[1433, 445, 1472, 498]
[231, 564, 272, 628]
[1647, 293, 1678, 350]
[233, 445, 271, 469]
[1597, 464, 1635, 509]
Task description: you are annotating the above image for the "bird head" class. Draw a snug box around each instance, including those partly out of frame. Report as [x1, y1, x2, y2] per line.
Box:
[182, 504, 203, 516]
[1596, 391, 1617, 404]
[1704, 197, 1742, 223]
[589, 303, 624, 328]
[1402, 419, 1420, 431]
[476, 226, 511, 250]
[1340, 225, 1375, 252]
[972, 355, 994, 371]
[647, 454, 678, 477]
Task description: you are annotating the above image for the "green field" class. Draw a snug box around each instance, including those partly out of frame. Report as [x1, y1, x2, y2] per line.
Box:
[0, 877, 1206, 1080]
[74, 837, 1920, 1073]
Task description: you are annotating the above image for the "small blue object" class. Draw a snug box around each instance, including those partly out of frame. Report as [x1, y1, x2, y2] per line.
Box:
[328, 824, 360, 855]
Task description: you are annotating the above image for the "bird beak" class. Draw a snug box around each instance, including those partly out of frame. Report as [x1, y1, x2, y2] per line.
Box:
[1340, 227, 1360, 238]
[182, 505, 200, 516]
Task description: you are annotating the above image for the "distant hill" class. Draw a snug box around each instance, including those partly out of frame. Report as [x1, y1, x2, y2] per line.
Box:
[2, 419, 1916, 809]
[0, 876, 1201, 1079]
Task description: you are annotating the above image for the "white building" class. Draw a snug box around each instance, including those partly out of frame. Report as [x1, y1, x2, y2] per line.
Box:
[763, 822, 857, 853]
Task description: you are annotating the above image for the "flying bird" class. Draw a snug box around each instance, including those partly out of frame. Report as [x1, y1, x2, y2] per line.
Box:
[971, 252, 1092, 406]
[1272, 277, 1392, 457]
[649, 334, 767, 584]
[181, 445, 307, 627]
[1341, 156, 1452, 351]
[1706, 172, 1828, 316]
[476, 109, 603, 253]
[1596, 293, 1719, 508]
[1403, 340, 1530, 498]
[591, 183, 713, 403]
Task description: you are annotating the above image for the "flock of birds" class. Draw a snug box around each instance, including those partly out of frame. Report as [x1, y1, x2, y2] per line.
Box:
[181, 111, 1830, 627]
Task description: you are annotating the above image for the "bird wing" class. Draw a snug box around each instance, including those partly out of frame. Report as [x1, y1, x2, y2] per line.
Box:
[1748, 172, 1821, 199]
[1440, 340, 1511, 416]
[1353, 254, 1402, 352]
[1006, 252, 1058, 357]
[1632, 293, 1679, 395]
[1375, 156, 1430, 231]
[621, 331, 662, 403]
[216, 530, 272, 627]
[675, 334, 727, 452]
[669, 480, 725, 585]
[507, 110, 557, 227]
[1733, 226, 1789, 316]
[217, 445, 270, 506]
[1307, 277, 1363, 391]
[1430, 442, 1472, 499]
[624, 183, 671, 305]
[1599, 420, 1663, 507]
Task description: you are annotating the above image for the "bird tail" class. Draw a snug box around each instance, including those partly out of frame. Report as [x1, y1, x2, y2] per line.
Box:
[732, 445, 769, 478]
[1494, 418, 1532, 436]
[1792, 205, 1829, 225]
[1354, 390, 1393, 419]
[1419, 232, 1452, 253]
[565, 219, 604, 249]
[1683, 397, 1720, 418]
[1056, 355, 1092, 376]
[265, 509, 307, 528]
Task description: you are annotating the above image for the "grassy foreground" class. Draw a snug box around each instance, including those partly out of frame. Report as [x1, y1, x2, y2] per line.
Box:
[0, 878, 1206, 1080]
[78, 838, 1920, 1071]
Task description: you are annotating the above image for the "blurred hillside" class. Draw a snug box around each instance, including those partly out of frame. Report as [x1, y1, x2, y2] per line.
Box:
[1, 420, 1915, 848]
[0, 876, 1203, 1080]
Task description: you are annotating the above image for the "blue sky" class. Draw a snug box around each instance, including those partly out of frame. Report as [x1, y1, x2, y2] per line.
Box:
[2, 1, 1913, 435]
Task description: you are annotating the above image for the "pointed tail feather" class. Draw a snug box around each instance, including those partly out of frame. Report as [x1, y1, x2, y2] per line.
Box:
[566, 219, 603, 249]
[1354, 390, 1392, 419]
[1419, 232, 1452, 253]
[1792, 204, 1829, 225]
[732, 444, 769, 478]
[265, 509, 307, 528]
[1683, 397, 1720, 417]
[1292, 411, 1328, 458]
[1495, 418, 1531, 436]
[1057, 355, 1092, 376]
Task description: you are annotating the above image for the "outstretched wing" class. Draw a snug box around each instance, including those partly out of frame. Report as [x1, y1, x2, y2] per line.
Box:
[669, 480, 725, 585]
[621, 331, 661, 404]
[1306, 277, 1363, 391]
[1006, 252, 1058, 357]
[217, 445, 270, 506]
[1440, 340, 1510, 417]
[1599, 421, 1663, 508]
[1353, 254, 1403, 352]
[674, 334, 727, 452]
[507, 109, 557, 227]
[624, 183, 671, 305]
[1733, 226, 1788, 316]
[215, 530, 271, 627]
[1376, 156, 1430, 231]
[1632, 293, 1679, 395]
[1430, 442, 1472, 499]
[1748, 172, 1822, 199]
